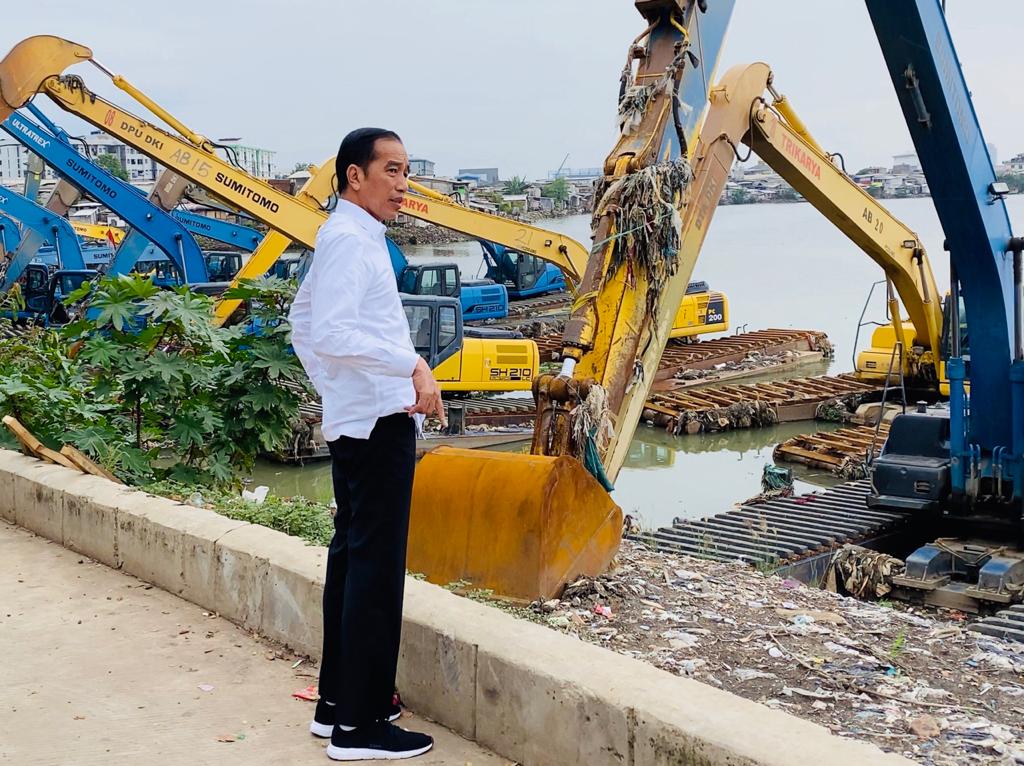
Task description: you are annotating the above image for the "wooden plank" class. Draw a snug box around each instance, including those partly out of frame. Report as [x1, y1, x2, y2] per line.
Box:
[1, 415, 77, 470]
[59, 445, 123, 484]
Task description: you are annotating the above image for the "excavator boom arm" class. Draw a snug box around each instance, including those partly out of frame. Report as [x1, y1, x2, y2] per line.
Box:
[743, 94, 944, 356]
[403, 180, 587, 285]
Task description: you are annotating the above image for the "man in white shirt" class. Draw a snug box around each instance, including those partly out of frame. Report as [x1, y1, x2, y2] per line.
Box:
[289, 127, 443, 761]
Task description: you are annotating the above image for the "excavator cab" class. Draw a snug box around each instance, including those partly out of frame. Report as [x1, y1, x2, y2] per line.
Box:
[203, 251, 244, 283]
[402, 295, 462, 369]
[20, 263, 96, 324]
[399, 263, 460, 299]
[398, 261, 509, 321]
[480, 243, 567, 299]
[400, 293, 538, 392]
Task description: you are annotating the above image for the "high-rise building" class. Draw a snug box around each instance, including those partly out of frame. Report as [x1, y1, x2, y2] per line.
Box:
[85, 130, 161, 182]
[217, 138, 276, 178]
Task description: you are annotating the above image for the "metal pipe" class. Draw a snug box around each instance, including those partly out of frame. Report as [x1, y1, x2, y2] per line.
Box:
[176, 236, 187, 285]
[948, 261, 966, 497]
[51, 226, 63, 270]
[950, 262, 961, 358]
[1014, 243, 1023, 361]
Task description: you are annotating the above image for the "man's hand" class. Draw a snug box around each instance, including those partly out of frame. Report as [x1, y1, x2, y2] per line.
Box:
[407, 357, 446, 428]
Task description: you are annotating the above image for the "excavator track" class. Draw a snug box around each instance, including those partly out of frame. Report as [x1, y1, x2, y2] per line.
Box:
[635, 479, 911, 567]
[970, 607, 1024, 642]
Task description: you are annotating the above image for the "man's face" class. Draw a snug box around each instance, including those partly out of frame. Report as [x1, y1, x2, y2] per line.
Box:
[348, 138, 409, 221]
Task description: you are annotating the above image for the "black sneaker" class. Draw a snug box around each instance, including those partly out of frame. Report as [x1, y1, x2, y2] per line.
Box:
[311, 700, 401, 737]
[326, 721, 433, 761]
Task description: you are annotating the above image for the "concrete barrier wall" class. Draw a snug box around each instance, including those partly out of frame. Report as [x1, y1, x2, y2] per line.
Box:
[0, 448, 913, 766]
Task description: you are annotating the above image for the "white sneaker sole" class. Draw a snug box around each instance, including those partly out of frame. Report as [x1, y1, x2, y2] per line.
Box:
[311, 711, 401, 738]
[310, 721, 334, 738]
[325, 742, 432, 761]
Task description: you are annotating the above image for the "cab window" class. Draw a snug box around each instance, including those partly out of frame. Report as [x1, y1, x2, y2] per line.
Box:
[404, 304, 433, 358]
[419, 268, 441, 296]
[438, 305, 457, 349]
[517, 254, 544, 289]
[25, 268, 47, 292]
[399, 268, 418, 295]
[442, 267, 458, 297]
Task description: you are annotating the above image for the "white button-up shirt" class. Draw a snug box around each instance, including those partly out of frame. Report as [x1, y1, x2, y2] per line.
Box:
[289, 199, 420, 440]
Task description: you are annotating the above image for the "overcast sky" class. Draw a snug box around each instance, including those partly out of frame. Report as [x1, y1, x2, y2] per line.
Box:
[1, 1, 1021, 179]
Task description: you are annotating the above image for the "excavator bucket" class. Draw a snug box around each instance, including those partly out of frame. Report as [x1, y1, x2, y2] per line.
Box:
[409, 448, 623, 601]
[0, 36, 92, 120]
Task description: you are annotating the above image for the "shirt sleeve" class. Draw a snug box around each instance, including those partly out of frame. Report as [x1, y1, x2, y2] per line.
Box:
[287, 283, 326, 397]
[309, 229, 421, 378]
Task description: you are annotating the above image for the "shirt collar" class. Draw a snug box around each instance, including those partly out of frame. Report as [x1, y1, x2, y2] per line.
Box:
[335, 198, 386, 237]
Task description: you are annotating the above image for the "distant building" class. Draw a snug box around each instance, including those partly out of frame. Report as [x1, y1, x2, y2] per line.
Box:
[85, 130, 161, 182]
[548, 166, 602, 181]
[217, 138, 276, 178]
[458, 167, 499, 184]
[409, 157, 435, 176]
[1007, 154, 1024, 174]
[411, 175, 468, 203]
[0, 141, 58, 185]
[892, 151, 921, 171]
[987, 142, 999, 167]
[502, 193, 528, 212]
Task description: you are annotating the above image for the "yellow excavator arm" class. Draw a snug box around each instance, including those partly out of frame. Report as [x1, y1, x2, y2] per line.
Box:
[741, 80, 943, 378]
[404, 180, 587, 285]
[70, 221, 125, 244]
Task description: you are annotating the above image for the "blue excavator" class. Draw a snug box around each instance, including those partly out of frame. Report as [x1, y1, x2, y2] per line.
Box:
[2, 105, 211, 286]
[864, 0, 1024, 615]
[0, 182, 88, 290]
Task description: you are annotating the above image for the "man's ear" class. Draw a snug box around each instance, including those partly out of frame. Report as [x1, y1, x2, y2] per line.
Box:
[346, 164, 362, 191]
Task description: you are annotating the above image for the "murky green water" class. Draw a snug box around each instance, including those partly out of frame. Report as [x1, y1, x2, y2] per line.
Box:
[251, 197, 1024, 528]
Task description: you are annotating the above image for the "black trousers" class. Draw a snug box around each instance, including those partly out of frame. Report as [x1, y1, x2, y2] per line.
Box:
[319, 412, 416, 726]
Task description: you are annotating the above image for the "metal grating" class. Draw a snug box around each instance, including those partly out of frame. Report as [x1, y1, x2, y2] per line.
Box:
[635, 480, 910, 565]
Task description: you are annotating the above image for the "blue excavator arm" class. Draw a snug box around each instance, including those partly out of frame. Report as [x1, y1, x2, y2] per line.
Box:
[4, 105, 209, 283]
[866, 0, 1015, 452]
[171, 209, 261, 252]
[0, 183, 83, 290]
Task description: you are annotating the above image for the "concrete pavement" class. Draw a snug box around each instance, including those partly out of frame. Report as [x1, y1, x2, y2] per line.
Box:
[0, 521, 509, 765]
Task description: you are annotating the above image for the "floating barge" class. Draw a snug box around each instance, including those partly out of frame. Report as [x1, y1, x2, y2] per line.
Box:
[642, 375, 882, 434]
[533, 327, 830, 370]
[774, 423, 890, 475]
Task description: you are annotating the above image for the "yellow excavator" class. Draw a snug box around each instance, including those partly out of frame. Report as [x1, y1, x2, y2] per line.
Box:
[0, 2, 733, 600]
[710, 69, 946, 392]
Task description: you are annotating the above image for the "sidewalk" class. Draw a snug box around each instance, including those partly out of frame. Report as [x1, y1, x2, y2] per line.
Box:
[0, 521, 508, 765]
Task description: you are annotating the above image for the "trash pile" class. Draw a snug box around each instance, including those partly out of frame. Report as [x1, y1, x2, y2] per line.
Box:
[384, 222, 470, 246]
[665, 399, 778, 435]
[523, 541, 1024, 764]
[673, 350, 807, 381]
[509, 317, 567, 338]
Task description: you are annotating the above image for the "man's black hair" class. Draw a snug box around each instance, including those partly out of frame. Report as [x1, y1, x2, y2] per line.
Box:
[335, 127, 402, 192]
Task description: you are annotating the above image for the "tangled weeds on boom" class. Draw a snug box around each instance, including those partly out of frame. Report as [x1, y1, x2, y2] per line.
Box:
[593, 158, 693, 322]
[571, 384, 615, 491]
[617, 33, 696, 139]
